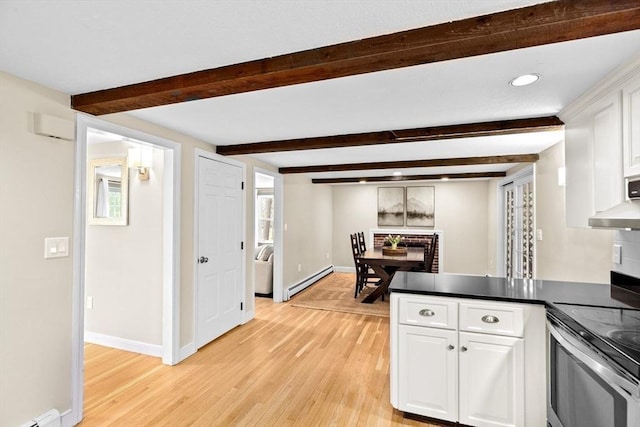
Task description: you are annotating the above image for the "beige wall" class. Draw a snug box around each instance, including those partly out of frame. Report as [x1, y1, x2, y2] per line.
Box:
[535, 141, 614, 283]
[486, 178, 499, 276]
[332, 181, 491, 275]
[283, 175, 333, 287]
[85, 141, 164, 346]
[0, 72, 75, 426]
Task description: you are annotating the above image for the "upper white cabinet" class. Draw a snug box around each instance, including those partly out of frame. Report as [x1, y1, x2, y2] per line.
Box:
[563, 58, 640, 227]
[623, 77, 640, 178]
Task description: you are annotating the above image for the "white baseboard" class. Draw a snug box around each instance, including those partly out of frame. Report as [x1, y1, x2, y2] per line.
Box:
[333, 266, 356, 273]
[84, 331, 162, 358]
[179, 342, 196, 362]
[287, 265, 334, 299]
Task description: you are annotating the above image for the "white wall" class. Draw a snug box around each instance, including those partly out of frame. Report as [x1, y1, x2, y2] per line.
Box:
[331, 181, 490, 275]
[85, 141, 164, 347]
[283, 175, 333, 287]
[0, 72, 75, 426]
[535, 141, 614, 283]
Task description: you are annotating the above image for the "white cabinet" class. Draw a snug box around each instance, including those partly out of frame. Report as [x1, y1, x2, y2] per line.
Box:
[563, 92, 623, 227]
[391, 294, 545, 427]
[397, 325, 457, 421]
[458, 332, 524, 427]
[623, 77, 640, 178]
[563, 61, 640, 227]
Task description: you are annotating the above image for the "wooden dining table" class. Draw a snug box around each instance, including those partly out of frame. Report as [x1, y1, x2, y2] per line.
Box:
[358, 247, 425, 303]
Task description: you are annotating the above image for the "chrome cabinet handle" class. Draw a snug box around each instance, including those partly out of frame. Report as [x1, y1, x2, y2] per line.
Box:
[418, 308, 435, 317]
[198, 256, 209, 264]
[447, 345, 455, 350]
[481, 315, 500, 324]
[460, 346, 468, 352]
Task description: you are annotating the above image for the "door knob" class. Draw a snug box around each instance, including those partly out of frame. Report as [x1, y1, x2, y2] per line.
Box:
[198, 256, 209, 263]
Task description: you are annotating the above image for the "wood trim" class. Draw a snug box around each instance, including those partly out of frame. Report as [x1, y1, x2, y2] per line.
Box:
[280, 154, 539, 174]
[311, 171, 506, 184]
[71, 1, 640, 115]
[216, 117, 563, 155]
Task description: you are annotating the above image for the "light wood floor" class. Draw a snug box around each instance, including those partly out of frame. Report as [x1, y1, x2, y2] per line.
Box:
[82, 292, 444, 426]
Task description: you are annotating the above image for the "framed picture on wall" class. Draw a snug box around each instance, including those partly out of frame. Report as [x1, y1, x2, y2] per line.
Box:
[406, 186, 435, 227]
[378, 187, 405, 226]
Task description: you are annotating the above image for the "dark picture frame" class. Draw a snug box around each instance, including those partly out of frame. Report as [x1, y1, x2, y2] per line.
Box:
[377, 187, 405, 226]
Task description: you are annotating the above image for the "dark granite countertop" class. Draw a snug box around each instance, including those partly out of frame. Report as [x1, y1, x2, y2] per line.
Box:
[389, 271, 640, 309]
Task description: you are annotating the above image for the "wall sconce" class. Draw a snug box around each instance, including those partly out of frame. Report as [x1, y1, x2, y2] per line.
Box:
[128, 146, 153, 181]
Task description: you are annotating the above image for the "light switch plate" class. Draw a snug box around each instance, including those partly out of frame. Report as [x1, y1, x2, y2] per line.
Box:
[44, 237, 70, 259]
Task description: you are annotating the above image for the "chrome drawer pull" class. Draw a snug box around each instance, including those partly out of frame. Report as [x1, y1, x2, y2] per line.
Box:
[481, 315, 500, 324]
[418, 309, 435, 317]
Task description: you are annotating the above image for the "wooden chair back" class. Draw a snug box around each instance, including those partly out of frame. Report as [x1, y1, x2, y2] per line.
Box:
[424, 234, 438, 273]
[357, 231, 367, 253]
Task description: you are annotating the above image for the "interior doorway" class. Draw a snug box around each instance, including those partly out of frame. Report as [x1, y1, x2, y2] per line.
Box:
[71, 115, 181, 425]
[253, 168, 284, 303]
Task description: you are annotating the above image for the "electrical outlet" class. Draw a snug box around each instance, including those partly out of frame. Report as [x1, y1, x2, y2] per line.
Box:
[536, 229, 543, 241]
[297, 264, 302, 272]
[612, 244, 622, 264]
[87, 296, 93, 309]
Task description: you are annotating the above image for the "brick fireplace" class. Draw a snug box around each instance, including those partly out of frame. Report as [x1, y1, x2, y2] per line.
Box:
[370, 229, 441, 273]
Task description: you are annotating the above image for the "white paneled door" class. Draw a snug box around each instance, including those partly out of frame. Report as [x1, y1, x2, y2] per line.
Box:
[197, 156, 243, 349]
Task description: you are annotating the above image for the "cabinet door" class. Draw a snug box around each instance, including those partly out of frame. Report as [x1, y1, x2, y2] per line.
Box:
[623, 77, 640, 178]
[592, 93, 623, 212]
[398, 325, 458, 422]
[458, 332, 524, 427]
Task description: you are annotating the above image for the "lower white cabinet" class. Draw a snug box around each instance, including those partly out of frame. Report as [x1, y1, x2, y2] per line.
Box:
[391, 294, 545, 427]
[397, 325, 458, 421]
[458, 332, 524, 427]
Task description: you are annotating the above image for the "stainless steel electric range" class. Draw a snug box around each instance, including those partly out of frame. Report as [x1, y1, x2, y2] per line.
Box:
[546, 271, 640, 427]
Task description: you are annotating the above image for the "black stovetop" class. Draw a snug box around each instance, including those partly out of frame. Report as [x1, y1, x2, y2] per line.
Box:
[547, 271, 640, 380]
[548, 302, 640, 380]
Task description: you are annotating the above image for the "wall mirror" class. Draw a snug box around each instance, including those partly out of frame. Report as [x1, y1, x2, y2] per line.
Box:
[88, 157, 129, 225]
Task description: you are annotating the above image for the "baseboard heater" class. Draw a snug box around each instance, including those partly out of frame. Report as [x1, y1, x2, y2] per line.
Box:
[20, 409, 61, 427]
[287, 265, 333, 299]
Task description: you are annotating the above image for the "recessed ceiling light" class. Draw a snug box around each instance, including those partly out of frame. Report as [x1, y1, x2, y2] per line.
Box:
[393, 171, 402, 176]
[510, 73, 540, 87]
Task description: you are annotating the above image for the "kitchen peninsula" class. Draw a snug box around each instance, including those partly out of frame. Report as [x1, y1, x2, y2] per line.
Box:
[388, 271, 640, 427]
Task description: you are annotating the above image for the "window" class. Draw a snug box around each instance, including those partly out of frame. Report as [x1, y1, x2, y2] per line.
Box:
[256, 191, 274, 244]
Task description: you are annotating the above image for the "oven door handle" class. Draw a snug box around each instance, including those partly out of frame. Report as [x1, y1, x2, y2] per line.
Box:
[547, 320, 639, 400]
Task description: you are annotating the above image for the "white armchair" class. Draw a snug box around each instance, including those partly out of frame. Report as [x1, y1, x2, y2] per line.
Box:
[254, 245, 274, 296]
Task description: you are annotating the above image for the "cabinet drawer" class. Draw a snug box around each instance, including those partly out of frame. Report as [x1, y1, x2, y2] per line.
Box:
[459, 302, 524, 337]
[398, 297, 457, 329]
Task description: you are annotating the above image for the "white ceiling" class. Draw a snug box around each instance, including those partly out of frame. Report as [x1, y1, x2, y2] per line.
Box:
[2, 1, 640, 182]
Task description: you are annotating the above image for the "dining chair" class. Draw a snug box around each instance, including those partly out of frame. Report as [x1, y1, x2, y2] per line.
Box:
[350, 233, 381, 297]
[423, 234, 439, 273]
[357, 231, 367, 253]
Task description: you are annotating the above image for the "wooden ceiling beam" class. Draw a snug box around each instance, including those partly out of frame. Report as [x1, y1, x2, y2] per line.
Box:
[71, 1, 640, 115]
[279, 154, 539, 174]
[312, 171, 507, 184]
[216, 116, 563, 155]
